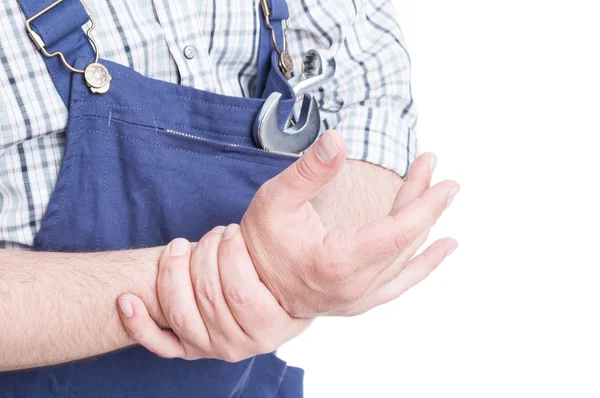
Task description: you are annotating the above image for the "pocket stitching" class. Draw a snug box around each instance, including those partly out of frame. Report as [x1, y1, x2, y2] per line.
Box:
[93, 108, 116, 251]
[71, 101, 252, 138]
[82, 128, 291, 170]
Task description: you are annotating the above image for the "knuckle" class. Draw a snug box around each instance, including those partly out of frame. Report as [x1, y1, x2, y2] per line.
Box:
[163, 256, 187, 278]
[196, 232, 221, 252]
[194, 279, 218, 305]
[181, 329, 205, 349]
[223, 285, 250, 306]
[127, 325, 145, 342]
[394, 230, 412, 252]
[219, 236, 241, 259]
[203, 231, 222, 246]
[295, 157, 320, 184]
[168, 311, 190, 331]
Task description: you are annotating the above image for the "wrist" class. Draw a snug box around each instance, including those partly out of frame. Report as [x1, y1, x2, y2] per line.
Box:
[126, 245, 169, 328]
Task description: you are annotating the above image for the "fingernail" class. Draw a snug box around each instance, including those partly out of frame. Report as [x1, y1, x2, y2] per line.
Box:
[223, 224, 239, 240]
[210, 226, 226, 234]
[118, 299, 133, 318]
[315, 132, 339, 163]
[445, 244, 458, 258]
[169, 238, 189, 256]
[429, 155, 437, 174]
[446, 186, 460, 208]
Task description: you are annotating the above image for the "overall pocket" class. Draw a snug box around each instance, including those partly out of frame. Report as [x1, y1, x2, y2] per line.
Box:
[34, 106, 297, 251]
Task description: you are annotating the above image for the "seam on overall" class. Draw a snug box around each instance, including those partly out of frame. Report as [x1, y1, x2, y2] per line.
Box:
[142, 117, 159, 244]
[80, 128, 288, 170]
[45, 118, 83, 247]
[94, 111, 113, 251]
[71, 112, 250, 140]
[110, 69, 259, 111]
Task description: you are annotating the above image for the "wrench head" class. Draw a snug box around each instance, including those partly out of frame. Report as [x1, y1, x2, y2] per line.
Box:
[303, 49, 336, 80]
[254, 92, 321, 154]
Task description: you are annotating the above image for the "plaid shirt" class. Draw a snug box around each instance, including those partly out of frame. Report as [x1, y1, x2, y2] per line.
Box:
[0, 0, 418, 249]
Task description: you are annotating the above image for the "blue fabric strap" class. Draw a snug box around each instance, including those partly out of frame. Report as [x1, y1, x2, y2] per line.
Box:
[255, 0, 298, 129]
[18, 0, 96, 106]
[255, 0, 290, 98]
[19, 0, 295, 128]
[262, 51, 296, 130]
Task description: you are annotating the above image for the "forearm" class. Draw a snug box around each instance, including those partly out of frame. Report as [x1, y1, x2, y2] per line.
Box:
[0, 159, 401, 371]
[0, 246, 166, 371]
[311, 159, 404, 230]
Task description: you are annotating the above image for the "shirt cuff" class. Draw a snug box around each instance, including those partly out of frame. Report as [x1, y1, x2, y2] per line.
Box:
[324, 105, 419, 179]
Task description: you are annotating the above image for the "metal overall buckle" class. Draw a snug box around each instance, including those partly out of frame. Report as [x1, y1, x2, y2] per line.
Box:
[260, 0, 294, 79]
[25, 0, 112, 94]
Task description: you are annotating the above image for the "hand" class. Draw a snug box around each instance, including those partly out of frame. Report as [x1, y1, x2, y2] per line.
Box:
[117, 230, 310, 363]
[337, 152, 457, 316]
[240, 130, 459, 318]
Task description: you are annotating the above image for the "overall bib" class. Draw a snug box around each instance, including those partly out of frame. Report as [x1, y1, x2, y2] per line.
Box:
[1, 0, 306, 396]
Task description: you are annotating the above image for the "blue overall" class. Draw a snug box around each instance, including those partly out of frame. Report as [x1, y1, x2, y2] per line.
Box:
[1, 0, 305, 396]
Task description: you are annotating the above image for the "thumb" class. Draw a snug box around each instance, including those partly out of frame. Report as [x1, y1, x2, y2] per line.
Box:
[262, 130, 346, 210]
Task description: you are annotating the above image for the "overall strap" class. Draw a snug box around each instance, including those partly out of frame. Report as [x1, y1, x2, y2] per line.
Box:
[256, 0, 292, 96]
[18, 0, 96, 106]
[256, 0, 296, 128]
[20, 0, 296, 129]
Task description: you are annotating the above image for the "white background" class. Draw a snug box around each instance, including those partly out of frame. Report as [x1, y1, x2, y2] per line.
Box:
[279, 0, 600, 396]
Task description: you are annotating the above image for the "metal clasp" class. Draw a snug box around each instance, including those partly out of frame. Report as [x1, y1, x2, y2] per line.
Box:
[25, 0, 111, 93]
[260, 0, 294, 78]
[25, 0, 100, 73]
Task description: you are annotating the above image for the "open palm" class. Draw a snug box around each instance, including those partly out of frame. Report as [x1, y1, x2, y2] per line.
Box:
[241, 130, 459, 318]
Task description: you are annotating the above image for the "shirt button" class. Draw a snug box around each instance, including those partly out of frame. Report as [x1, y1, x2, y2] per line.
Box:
[183, 45, 197, 59]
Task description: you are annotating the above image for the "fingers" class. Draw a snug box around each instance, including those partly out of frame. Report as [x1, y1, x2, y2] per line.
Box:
[390, 153, 436, 214]
[327, 229, 430, 317]
[367, 153, 436, 283]
[190, 227, 246, 349]
[370, 238, 458, 308]
[261, 130, 346, 212]
[346, 180, 460, 267]
[157, 238, 209, 352]
[117, 294, 185, 358]
[217, 224, 310, 347]
[348, 238, 458, 315]
[367, 228, 431, 293]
